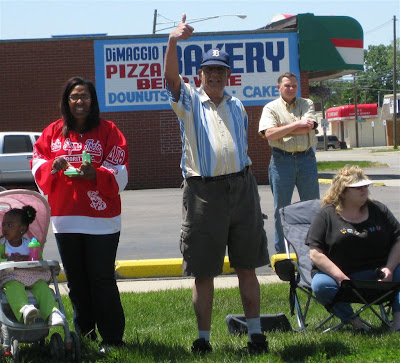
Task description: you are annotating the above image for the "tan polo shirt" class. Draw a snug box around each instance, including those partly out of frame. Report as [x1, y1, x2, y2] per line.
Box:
[258, 96, 317, 152]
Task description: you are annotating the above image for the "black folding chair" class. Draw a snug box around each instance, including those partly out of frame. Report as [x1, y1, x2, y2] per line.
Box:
[271, 199, 400, 333]
[321, 279, 398, 332]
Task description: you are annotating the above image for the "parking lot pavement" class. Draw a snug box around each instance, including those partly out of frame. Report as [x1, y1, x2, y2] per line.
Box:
[36, 147, 400, 280]
[44, 184, 400, 277]
[315, 146, 400, 187]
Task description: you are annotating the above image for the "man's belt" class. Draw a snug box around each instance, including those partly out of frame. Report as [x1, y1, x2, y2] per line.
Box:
[190, 166, 249, 182]
[272, 147, 310, 157]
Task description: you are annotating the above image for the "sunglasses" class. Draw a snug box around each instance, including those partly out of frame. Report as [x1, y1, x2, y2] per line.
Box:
[69, 94, 91, 102]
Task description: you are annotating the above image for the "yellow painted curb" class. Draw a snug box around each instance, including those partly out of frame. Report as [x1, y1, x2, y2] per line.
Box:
[56, 271, 67, 283]
[115, 258, 183, 278]
[372, 182, 386, 187]
[115, 257, 235, 279]
[56, 257, 235, 282]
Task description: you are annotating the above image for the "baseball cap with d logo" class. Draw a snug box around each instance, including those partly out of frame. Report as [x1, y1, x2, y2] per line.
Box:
[200, 49, 230, 69]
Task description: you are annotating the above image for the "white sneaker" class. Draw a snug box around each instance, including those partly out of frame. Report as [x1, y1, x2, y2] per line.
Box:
[19, 304, 38, 325]
[48, 308, 65, 327]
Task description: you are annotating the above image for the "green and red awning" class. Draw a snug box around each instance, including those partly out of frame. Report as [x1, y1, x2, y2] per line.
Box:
[297, 13, 364, 81]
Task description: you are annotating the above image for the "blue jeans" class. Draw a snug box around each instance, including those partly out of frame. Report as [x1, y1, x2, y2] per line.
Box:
[312, 266, 400, 323]
[55, 232, 125, 344]
[269, 148, 320, 252]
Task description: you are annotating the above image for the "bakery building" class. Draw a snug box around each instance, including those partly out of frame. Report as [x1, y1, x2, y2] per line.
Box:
[0, 13, 365, 189]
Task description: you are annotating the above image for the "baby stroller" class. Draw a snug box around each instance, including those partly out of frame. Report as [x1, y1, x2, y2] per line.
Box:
[0, 189, 81, 362]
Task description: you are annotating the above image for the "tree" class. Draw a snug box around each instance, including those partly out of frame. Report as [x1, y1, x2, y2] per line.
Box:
[309, 79, 353, 109]
[360, 44, 394, 105]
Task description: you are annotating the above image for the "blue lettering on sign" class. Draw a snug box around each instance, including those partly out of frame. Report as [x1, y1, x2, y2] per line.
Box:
[183, 45, 202, 75]
[225, 43, 244, 73]
[245, 43, 265, 73]
[105, 46, 159, 62]
[176, 46, 183, 74]
[162, 41, 287, 75]
[245, 42, 285, 73]
[266, 41, 285, 72]
[108, 91, 169, 104]
[243, 86, 279, 98]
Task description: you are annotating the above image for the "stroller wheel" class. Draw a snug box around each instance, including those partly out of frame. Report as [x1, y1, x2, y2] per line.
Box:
[65, 331, 81, 361]
[11, 338, 19, 363]
[50, 333, 65, 360]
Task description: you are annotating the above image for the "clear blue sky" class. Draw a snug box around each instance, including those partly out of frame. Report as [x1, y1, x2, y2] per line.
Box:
[0, 0, 398, 49]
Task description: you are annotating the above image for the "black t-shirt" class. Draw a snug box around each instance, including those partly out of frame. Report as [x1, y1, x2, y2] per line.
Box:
[306, 200, 400, 276]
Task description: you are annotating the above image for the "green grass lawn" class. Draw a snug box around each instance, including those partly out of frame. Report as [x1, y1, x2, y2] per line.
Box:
[317, 161, 387, 172]
[11, 282, 400, 362]
[371, 148, 400, 153]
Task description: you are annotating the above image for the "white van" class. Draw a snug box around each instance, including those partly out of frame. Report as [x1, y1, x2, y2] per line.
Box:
[0, 132, 41, 183]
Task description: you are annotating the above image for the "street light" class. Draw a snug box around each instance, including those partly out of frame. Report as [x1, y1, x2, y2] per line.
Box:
[152, 10, 247, 34]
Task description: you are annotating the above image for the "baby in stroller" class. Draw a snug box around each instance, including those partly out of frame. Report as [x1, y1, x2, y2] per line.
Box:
[0, 205, 65, 327]
[0, 189, 81, 361]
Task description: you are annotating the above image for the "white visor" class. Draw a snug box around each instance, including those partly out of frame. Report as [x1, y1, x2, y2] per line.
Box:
[347, 179, 373, 188]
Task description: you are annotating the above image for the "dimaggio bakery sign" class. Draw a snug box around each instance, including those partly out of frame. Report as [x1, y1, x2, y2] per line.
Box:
[94, 32, 300, 112]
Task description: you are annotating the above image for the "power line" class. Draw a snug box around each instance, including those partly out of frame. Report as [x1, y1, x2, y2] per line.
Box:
[157, 13, 175, 23]
[317, 70, 397, 83]
[328, 86, 393, 92]
[365, 19, 393, 34]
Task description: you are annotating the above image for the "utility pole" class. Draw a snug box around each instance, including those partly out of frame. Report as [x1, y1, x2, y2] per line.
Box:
[152, 9, 157, 35]
[353, 73, 359, 147]
[320, 81, 327, 150]
[393, 15, 398, 149]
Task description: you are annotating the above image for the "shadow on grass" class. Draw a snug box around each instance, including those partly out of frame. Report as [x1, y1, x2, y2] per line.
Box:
[128, 338, 191, 362]
[80, 337, 191, 362]
[275, 340, 350, 362]
[217, 339, 350, 362]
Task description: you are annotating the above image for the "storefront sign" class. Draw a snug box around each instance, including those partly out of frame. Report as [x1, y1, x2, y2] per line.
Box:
[94, 32, 299, 112]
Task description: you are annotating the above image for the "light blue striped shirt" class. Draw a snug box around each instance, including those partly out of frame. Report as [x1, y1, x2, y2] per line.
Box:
[168, 77, 252, 178]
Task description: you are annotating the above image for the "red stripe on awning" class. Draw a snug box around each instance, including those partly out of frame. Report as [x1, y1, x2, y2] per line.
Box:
[331, 38, 363, 48]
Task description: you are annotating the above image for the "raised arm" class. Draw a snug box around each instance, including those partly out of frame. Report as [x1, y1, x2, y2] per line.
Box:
[164, 13, 194, 101]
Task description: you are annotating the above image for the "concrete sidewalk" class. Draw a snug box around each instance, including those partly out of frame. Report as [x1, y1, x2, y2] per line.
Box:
[53, 273, 283, 296]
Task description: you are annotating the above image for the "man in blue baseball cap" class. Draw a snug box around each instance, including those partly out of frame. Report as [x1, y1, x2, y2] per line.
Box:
[164, 13, 269, 356]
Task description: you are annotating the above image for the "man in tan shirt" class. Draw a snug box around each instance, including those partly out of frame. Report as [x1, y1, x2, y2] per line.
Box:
[259, 72, 320, 253]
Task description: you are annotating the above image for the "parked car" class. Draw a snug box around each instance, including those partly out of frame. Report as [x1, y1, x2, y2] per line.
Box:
[0, 132, 41, 183]
[316, 135, 341, 150]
